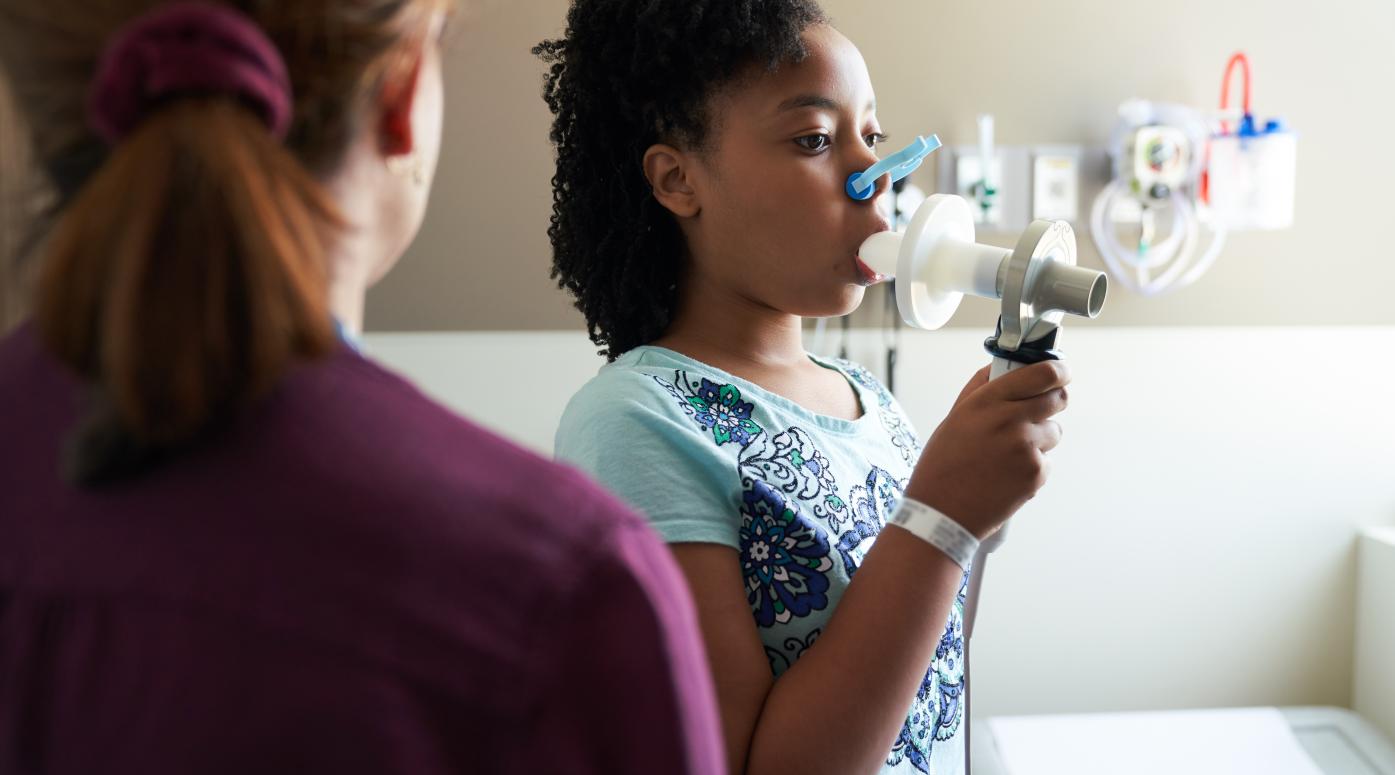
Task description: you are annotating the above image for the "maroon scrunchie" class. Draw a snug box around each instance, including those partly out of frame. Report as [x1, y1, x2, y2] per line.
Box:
[87, 2, 293, 144]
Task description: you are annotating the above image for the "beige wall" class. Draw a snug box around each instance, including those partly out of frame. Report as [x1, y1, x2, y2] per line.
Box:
[367, 0, 1395, 332]
[3, 2, 1389, 333]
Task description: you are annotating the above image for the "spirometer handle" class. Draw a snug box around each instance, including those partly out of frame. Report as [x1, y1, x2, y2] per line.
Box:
[989, 355, 1024, 381]
[963, 356, 1017, 641]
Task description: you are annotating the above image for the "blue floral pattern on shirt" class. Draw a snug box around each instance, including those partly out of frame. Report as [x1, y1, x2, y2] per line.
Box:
[740, 426, 849, 531]
[835, 466, 905, 578]
[889, 567, 969, 771]
[840, 359, 920, 467]
[766, 627, 823, 674]
[690, 378, 764, 446]
[649, 362, 962, 773]
[739, 478, 834, 627]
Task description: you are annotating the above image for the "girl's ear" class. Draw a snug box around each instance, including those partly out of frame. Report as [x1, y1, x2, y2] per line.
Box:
[643, 144, 701, 218]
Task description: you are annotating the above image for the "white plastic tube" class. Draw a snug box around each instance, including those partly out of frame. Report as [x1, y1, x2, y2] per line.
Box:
[978, 114, 995, 192]
[1089, 180, 1226, 297]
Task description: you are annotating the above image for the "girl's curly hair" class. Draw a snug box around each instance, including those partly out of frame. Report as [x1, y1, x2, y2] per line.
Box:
[535, 0, 826, 359]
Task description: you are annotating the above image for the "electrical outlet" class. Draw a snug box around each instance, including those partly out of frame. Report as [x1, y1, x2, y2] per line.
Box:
[1032, 147, 1081, 222]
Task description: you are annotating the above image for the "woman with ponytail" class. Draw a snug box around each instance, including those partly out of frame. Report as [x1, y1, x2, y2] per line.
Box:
[0, 3, 722, 773]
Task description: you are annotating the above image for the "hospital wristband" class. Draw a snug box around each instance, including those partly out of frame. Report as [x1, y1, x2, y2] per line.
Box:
[888, 497, 980, 569]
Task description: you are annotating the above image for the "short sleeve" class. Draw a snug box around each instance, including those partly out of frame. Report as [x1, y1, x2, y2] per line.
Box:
[555, 370, 743, 549]
[526, 519, 725, 775]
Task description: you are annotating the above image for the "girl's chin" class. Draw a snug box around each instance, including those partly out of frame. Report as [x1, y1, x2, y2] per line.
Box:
[792, 286, 866, 320]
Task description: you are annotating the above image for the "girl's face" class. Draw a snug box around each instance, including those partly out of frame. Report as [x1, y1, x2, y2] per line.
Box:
[678, 24, 891, 319]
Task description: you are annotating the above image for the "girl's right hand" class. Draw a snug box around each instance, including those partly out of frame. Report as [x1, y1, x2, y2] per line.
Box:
[904, 360, 1071, 539]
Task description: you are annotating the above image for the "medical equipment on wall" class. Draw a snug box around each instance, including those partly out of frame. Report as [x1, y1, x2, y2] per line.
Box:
[967, 114, 1001, 224]
[1089, 52, 1296, 297]
[1206, 53, 1297, 231]
[937, 113, 1040, 232]
[851, 136, 1109, 768]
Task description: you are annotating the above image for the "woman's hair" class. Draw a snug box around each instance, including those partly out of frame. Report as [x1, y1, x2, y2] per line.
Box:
[0, 0, 451, 485]
[535, 0, 826, 360]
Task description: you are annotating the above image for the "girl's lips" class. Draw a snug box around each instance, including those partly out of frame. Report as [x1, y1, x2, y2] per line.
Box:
[854, 255, 886, 286]
[854, 220, 892, 285]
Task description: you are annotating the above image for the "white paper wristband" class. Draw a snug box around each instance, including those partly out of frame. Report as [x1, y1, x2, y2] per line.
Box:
[888, 497, 981, 569]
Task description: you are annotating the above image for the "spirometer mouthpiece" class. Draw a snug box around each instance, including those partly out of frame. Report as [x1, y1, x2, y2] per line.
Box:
[857, 231, 902, 280]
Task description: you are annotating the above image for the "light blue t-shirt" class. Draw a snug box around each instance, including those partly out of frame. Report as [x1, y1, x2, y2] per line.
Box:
[555, 345, 968, 775]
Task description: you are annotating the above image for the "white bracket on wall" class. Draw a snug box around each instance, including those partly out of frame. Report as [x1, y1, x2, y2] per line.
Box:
[936, 144, 1083, 234]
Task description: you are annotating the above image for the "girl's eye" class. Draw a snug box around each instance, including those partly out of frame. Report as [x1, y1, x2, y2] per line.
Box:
[864, 132, 889, 149]
[794, 134, 832, 152]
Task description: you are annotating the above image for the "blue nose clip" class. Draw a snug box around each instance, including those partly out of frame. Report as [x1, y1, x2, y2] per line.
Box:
[845, 134, 942, 201]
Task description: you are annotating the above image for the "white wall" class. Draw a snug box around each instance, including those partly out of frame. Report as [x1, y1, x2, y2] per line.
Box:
[1355, 528, 1395, 742]
[363, 326, 1395, 720]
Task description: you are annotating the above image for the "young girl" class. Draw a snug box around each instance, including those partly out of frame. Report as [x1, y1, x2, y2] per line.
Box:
[539, 2, 1070, 774]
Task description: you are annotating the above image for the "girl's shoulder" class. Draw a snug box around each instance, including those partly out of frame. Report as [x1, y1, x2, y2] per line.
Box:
[559, 345, 769, 452]
[819, 355, 897, 409]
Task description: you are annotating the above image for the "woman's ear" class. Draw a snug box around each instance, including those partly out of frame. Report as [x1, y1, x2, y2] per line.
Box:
[643, 144, 701, 219]
[378, 56, 425, 158]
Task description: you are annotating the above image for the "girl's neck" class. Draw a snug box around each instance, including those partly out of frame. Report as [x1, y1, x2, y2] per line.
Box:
[650, 270, 865, 422]
[650, 270, 809, 374]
